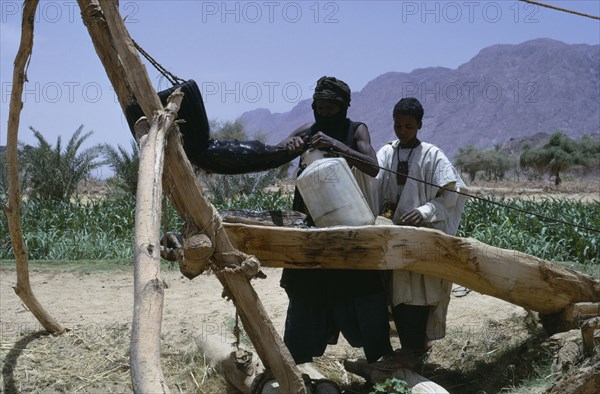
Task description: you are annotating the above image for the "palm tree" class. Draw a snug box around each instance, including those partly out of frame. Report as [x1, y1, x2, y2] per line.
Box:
[102, 140, 140, 196]
[20, 125, 104, 200]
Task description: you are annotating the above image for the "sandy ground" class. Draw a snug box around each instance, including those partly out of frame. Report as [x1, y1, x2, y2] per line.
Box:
[0, 267, 527, 362]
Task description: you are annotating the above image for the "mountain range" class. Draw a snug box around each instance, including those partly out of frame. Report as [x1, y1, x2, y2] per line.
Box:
[238, 38, 600, 159]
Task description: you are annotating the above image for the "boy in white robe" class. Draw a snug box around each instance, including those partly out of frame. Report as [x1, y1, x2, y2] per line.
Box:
[375, 97, 468, 363]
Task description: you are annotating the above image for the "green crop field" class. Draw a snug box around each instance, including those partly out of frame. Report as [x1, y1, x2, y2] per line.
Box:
[1, 193, 598, 271]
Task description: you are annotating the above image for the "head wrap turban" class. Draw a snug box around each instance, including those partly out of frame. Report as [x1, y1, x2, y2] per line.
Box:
[312, 76, 351, 108]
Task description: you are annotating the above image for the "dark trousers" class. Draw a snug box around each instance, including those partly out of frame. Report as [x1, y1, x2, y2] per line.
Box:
[391, 303, 430, 351]
[282, 269, 393, 364]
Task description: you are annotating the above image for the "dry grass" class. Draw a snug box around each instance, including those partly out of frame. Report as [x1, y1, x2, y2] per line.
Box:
[421, 312, 553, 393]
[0, 322, 229, 394]
[1, 324, 132, 393]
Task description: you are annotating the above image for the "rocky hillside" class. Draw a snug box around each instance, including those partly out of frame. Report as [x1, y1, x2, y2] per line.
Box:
[239, 39, 599, 159]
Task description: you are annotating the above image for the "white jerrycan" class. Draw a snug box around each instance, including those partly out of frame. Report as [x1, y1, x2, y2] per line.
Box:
[296, 149, 375, 227]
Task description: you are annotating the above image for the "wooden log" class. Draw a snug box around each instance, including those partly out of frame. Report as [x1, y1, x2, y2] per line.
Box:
[581, 317, 600, 357]
[542, 302, 600, 334]
[160, 232, 183, 262]
[545, 362, 600, 394]
[220, 210, 391, 227]
[196, 337, 341, 394]
[95, 1, 174, 391]
[224, 223, 600, 315]
[179, 233, 213, 279]
[5, 0, 65, 335]
[129, 97, 181, 394]
[195, 336, 263, 394]
[220, 209, 307, 227]
[77, 0, 133, 113]
[565, 303, 600, 327]
[96, 0, 162, 112]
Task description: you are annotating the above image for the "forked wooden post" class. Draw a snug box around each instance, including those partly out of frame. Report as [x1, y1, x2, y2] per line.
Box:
[80, 0, 306, 392]
[5, 0, 65, 335]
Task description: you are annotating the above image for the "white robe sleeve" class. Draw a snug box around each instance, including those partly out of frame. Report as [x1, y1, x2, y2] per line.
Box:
[416, 182, 459, 223]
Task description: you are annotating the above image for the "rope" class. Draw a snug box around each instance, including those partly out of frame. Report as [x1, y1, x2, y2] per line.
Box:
[233, 312, 241, 349]
[332, 149, 600, 234]
[162, 196, 173, 267]
[131, 39, 185, 86]
[519, 0, 600, 20]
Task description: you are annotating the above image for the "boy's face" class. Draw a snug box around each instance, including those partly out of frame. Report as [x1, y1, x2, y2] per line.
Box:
[393, 114, 421, 144]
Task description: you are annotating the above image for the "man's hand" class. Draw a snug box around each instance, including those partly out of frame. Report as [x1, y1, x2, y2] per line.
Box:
[399, 209, 423, 226]
[280, 134, 309, 153]
[310, 131, 340, 151]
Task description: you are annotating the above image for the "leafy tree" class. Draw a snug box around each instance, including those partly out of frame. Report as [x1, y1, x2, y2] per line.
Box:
[455, 145, 516, 182]
[211, 119, 247, 140]
[485, 145, 516, 181]
[576, 134, 600, 171]
[103, 139, 140, 196]
[252, 130, 269, 143]
[210, 119, 276, 145]
[20, 125, 104, 200]
[520, 131, 581, 185]
[455, 145, 481, 182]
[455, 145, 507, 182]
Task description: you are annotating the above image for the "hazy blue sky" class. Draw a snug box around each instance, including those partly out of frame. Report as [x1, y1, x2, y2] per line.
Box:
[1, 0, 598, 177]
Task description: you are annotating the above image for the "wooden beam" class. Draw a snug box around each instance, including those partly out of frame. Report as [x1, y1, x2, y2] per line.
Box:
[92, 1, 172, 391]
[97, 0, 162, 113]
[224, 223, 600, 315]
[130, 94, 182, 393]
[163, 131, 306, 393]
[77, 0, 133, 112]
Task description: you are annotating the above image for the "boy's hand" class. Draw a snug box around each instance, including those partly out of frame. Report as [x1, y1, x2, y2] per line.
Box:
[399, 209, 423, 226]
